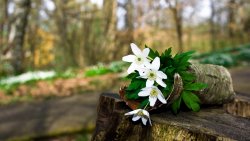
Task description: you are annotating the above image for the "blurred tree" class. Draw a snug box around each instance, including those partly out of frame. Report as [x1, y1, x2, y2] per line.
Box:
[0, 0, 10, 56]
[166, 0, 184, 52]
[209, 0, 216, 50]
[10, 0, 31, 74]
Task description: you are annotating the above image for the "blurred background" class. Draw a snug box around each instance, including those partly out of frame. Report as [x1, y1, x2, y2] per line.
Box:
[0, 0, 250, 140]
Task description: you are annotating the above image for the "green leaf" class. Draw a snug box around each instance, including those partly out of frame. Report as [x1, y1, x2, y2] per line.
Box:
[125, 89, 140, 100]
[184, 83, 207, 91]
[182, 91, 200, 112]
[179, 71, 196, 81]
[126, 78, 145, 91]
[171, 96, 182, 114]
[138, 98, 149, 109]
[125, 72, 138, 79]
[147, 46, 159, 59]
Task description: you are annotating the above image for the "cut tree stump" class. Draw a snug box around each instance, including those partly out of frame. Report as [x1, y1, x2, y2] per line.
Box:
[91, 93, 250, 141]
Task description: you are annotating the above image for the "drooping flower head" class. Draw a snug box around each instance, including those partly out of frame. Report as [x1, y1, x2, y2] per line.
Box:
[122, 43, 150, 74]
[138, 86, 167, 107]
[140, 57, 167, 88]
[124, 109, 152, 126]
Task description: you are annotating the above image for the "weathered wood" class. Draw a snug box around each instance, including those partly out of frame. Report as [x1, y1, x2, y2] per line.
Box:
[224, 92, 250, 118]
[190, 63, 235, 105]
[92, 93, 250, 141]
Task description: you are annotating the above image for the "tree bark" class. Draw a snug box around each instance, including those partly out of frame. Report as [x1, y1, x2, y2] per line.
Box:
[190, 63, 235, 105]
[11, 0, 31, 74]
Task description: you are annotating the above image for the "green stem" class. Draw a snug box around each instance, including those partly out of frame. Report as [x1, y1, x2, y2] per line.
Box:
[143, 101, 150, 109]
[147, 56, 153, 61]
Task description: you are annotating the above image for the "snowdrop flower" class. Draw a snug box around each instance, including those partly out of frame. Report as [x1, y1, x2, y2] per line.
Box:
[125, 109, 152, 126]
[140, 57, 167, 87]
[138, 86, 167, 107]
[122, 43, 150, 74]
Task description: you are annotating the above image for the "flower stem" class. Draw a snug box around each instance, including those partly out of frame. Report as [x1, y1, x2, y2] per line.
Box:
[147, 56, 153, 60]
[144, 101, 150, 109]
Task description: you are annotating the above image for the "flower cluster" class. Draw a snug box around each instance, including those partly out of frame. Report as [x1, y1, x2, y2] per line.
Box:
[123, 43, 168, 125]
[122, 43, 207, 126]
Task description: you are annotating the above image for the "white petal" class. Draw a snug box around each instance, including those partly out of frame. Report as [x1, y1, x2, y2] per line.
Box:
[142, 48, 150, 57]
[130, 43, 142, 56]
[142, 110, 150, 117]
[151, 57, 160, 70]
[157, 93, 167, 104]
[141, 117, 147, 125]
[124, 109, 141, 116]
[157, 71, 167, 79]
[156, 78, 166, 88]
[138, 67, 147, 76]
[132, 115, 141, 121]
[149, 96, 157, 107]
[122, 55, 136, 62]
[148, 116, 152, 126]
[127, 63, 137, 74]
[138, 90, 150, 97]
[142, 110, 152, 126]
[146, 80, 154, 87]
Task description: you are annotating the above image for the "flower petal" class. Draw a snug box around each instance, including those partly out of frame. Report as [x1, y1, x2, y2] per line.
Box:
[148, 116, 152, 126]
[156, 78, 166, 88]
[151, 57, 160, 70]
[142, 110, 152, 126]
[157, 92, 167, 104]
[122, 55, 136, 62]
[127, 63, 137, 74]
[132, 115, 141, 121]
[138, 90, 150, 97]
[157, 71, 167, 79]
[142, 110, 150, 117]
[124, 109, 141, 116]
[138, 67, 147, 76]
[142, 48, 150, 57]
[146, 79, 154, 87]
[149, 96, 157, 107]
[130, 43, 142, 56]
[141, 117, 148, 125]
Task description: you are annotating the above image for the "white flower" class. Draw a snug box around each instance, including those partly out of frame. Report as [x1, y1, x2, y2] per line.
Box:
[138, 86, 167, 107]
[125, 109, 152, 126]
[122, 43, 150, 74]
[140, 57, 167, 87]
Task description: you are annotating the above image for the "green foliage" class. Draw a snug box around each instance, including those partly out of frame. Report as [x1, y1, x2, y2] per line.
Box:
[201, 53, 235, 67]
[195, 43, 250, 68]
[237, 48, 250, 62]
[182, 91, 200, 112]
[84, 61, 127, 77]
[84, 66, 111, 77]
[184, 83, 207, 91]
[171, 96, 182, 114]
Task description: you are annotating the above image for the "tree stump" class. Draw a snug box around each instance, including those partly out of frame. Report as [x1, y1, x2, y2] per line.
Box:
[91, 93, 250, 141]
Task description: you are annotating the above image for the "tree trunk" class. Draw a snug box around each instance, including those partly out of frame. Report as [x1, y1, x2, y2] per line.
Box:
[209, 0, 216, 51]
[102, 0, 117, 61]
[11, 0, 31, 74]
[167, 0, 183, 52]
[92, 93, 250, 141]
[91, 64, 247, 141]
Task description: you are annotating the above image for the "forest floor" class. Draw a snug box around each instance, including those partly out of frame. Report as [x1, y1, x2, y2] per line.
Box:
[0, 67, 249, 140]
